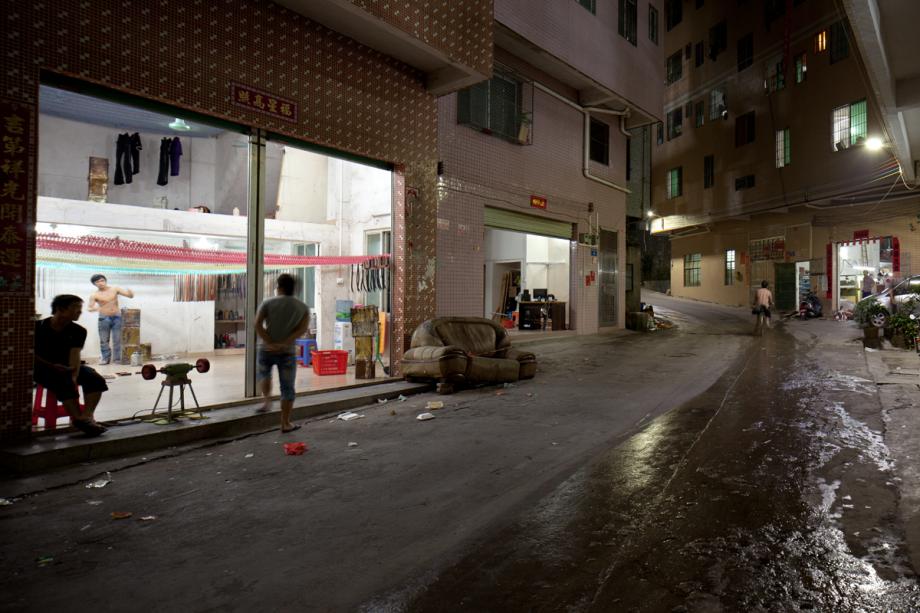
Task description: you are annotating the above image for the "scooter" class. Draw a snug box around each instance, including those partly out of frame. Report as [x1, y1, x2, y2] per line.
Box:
[798, 292, 823, 319]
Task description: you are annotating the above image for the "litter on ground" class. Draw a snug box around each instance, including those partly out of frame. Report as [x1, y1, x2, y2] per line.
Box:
[337, 412, 365, 421]
[347, 441, 359, 448]
[111, 511, 133, 520]
[417, 412, 436, 421]
[425, 401, 444, 410]
[397, 395, 407, 402]
[0, 498, 13, 506]
[377, 398, 388, 404]
[139, 515, 157, 521]
[244, 453, 254, 459]
[283, 442, 307, 455]
[85, 473, 112, 489]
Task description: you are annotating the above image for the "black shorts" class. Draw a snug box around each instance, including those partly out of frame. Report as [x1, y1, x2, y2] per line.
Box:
[34, 364, 108, 401]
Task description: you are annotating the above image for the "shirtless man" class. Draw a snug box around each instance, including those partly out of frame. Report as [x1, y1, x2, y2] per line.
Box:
[87, 274, 134, 365]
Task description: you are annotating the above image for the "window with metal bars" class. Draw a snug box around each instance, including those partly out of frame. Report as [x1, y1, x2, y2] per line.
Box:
[709, 21, 727, 60]
[619, 0, 637, 45]
[725, 249, 736, 285]
[735, 111, 755, 146]
[795, 53, 807, 83]
[667, 108, 683, 140]
[829, 20, 849, 64]
[704, 155, 714, 188]
[457, 72, 523, 143]
[831, 99, 867, 151]
[695, 101, 704, 128]
[775, 128, 791, 167]
[815, 30, 827, 53]
[666, 0, 682, 31]
[684, 253, 701, 287]
[649, 6, 659, 44]
[577, 0, 596, 15]
[656, 121, 664, 145]
[734, 174, 755, 190]
[589, 118, 610, 165]
[667, 167, 683, 199]
[666, 51, 683, 84]
[695, 41, 704, 66]
[710, 88, 726, 120]
[737, 33, 754, 71]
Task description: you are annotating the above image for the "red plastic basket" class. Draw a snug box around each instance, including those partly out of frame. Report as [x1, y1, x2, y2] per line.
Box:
[310, 350, 349, 375]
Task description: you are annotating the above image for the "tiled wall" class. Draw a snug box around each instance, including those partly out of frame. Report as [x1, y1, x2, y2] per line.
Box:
[436, 84, 627, 333]
[0, 0, 491, 441]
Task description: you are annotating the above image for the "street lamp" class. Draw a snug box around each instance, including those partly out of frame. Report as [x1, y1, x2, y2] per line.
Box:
[865, 136, 884, 151]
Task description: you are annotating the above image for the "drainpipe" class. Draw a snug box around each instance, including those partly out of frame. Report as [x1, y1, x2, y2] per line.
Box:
[532, 83, 631, 195]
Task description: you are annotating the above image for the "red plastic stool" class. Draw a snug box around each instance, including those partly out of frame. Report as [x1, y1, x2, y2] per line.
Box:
[32, 386, 83, 430]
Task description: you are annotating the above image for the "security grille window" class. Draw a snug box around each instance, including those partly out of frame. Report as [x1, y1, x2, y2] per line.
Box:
[831, 99, 867, 150]
[704, 154, 714, 188]
[666, 51, 683, 84]
[589, 118, 610, 165]
[649, 6, 659, 44]
[709, 21, 727, 60]
[457, 71, 523, 142]
[666, 0, 682, 31]
[725, 249, 736, 285]
[577, 0, 597, 14]
[764, 0, 785, 29]
[709, 88, 726, 120]
[815, 30, 827, 53]
[695, 101, 704, 127]
[775, 128, 791, 167]
[667, 107, 683, 140]
[766, 56, 785, 92]
[684, 253, 701, 287]
[735, 111, 755, 146]
[656, 121, 664, 145]
[626, 138, 632, 180]
[667, 167, 683, 199]
[685, 102, 693, 120]
[737, 33, 754, 71]
[619, 0, 638, 45]
[829, 20, 849, 64]
[795, 53, 807, 83]
[735, 174, 755, 190]
[695, 41, 705, 66]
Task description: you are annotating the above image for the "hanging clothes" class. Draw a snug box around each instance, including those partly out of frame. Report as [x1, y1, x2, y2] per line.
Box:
[129, 132, 142, 176]
[113, 133, 133, 185]
[169, 137, 183, 177]
[157, 137, 172, 186]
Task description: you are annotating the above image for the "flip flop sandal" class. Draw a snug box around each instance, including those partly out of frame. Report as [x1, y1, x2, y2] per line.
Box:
[73, 420, 105, 437]
[281, 424, 302, 433]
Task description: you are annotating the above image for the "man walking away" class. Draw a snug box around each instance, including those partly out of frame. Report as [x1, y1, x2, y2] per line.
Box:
[754, 280, 775, 328]
[255, 273, 310, 432]
[34, 295, 109, 436]
[87, 274, 134, 365]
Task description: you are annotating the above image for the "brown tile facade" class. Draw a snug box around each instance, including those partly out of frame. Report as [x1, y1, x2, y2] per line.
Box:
[0, 0, 491, 441]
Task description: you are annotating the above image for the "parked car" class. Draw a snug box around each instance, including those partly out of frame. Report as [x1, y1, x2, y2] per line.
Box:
[858, 274, 920, 327]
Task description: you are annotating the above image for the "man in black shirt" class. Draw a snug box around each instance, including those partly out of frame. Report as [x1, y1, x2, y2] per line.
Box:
[35, 295, 109, 436]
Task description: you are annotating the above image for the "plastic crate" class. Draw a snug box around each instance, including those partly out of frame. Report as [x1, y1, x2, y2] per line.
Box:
[311, 350, 349, 375]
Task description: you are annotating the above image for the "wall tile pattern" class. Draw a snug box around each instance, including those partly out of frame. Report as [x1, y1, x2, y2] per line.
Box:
[0, 0, 491, 441]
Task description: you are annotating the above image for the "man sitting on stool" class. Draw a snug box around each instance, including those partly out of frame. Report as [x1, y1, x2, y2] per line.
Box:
[34, 295, 109, 436]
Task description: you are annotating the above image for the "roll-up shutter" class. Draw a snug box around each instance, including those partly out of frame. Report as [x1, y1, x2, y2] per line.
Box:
[484, 207, 574, 240]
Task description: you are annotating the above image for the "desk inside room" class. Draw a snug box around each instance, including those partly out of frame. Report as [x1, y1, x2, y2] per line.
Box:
[518, 301, 566, 331]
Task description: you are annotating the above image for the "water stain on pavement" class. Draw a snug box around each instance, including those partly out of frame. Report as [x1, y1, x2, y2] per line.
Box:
[400, 328, 920, 612]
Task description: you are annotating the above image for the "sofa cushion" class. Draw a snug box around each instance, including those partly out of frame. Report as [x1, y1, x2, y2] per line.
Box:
[432, 319, 500, 357]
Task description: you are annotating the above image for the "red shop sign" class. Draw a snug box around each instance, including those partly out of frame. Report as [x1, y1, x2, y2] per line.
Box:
[230, 83, 298, 123]
[530, 195, 547, 210]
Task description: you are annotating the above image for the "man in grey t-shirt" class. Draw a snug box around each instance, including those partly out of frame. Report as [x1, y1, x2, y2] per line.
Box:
[255, 273, 310, 432]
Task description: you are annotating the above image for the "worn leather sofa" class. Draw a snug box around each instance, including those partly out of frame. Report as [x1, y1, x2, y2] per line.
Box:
[401, 317, 537, 393]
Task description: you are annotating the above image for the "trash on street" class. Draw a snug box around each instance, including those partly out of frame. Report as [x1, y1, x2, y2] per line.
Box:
[111, 511, 133, 520]
[425, 401, 444, 410]
[417, 412, 436, 421]
[283, 442, 307, 455]
[348, 442, 359, 448]
[337, 412, 365, 421]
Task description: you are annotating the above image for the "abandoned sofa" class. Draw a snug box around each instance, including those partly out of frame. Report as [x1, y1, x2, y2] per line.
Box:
[401, 317, 537, 393]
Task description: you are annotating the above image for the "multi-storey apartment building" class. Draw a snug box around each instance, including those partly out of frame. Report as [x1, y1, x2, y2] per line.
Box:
[437, 0, 663, 334]
[652, 0, 920, 314]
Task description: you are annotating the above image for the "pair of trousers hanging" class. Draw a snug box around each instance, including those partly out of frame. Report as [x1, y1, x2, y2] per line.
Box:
[157, 137, 183, 185]
[113, 133, 141, 185]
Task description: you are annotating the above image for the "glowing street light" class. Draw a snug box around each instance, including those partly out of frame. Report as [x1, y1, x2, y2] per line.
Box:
[865, 136, 884, 151]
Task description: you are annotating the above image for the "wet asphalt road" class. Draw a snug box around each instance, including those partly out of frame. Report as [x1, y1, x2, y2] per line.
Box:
[405, 313, 920, 611]
[4, 293, 920, 612]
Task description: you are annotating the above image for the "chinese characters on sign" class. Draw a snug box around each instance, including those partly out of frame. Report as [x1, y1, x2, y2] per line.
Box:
[0, 100, 30, 295]
[748, 236, 785, 261]
[230, 83, 298, 123]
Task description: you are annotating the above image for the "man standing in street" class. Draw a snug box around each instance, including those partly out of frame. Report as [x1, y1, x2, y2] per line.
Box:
[255, 273, 310, 433]
[754, 280, 775, 328]
[861, 270, 876, 298]
[34, 295, 109, 436]
[87, 274, 134, 365]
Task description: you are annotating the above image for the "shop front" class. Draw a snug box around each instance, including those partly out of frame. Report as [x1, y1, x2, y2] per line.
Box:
[833, 235, 899, 311]
[483, 207, 573, 335]
[31, 84, 397, 423]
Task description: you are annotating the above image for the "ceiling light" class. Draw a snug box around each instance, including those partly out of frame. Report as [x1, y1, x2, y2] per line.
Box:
[647, 210, 656, 218]
[865, 136, 884, 151]
[169, 118, 192, 131]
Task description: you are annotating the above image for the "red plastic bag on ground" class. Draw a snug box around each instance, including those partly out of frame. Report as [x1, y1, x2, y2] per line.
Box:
[283, 442, 307, 455]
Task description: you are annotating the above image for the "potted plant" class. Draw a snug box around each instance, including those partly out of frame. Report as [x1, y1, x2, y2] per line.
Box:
[853, 297, 887, 347]
[888, 298, 920, 349]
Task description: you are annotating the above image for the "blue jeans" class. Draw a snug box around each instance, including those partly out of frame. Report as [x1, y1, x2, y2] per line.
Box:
[98, 315, 122, 363]
[257, 350, 297, 401]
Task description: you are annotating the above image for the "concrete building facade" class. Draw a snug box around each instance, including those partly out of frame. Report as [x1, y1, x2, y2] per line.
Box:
[651, 0, 920, 313]
[436, 0, 663, 333]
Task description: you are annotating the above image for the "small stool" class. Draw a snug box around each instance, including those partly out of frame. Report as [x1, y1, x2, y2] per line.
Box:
[32, 385, 83, 430]
[294, 338, 317, 367]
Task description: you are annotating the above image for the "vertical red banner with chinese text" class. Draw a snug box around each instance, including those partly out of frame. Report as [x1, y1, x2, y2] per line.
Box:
[0, 99, 33, 295]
